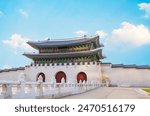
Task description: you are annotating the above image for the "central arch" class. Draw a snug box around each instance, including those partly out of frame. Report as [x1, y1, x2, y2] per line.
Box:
[37, 72, 45, 82]
[77, 72, 87, 83]
[55, 71, 66, 83]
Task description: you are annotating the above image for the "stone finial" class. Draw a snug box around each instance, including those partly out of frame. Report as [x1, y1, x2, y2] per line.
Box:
[82, 80, 85, 84]
[37, 75, 43, 83]
[79, 80, 82, 84]
[61, 77, 65, 84]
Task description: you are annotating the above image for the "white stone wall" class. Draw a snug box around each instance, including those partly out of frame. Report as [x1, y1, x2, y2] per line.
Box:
[101, 63, 150, 87]
[109, 68, 150, 87]
[0, 70, 25, 81]
[1, 63, 150, 87]
[26, 62, 102, 83]
[0, 62, 102, 83]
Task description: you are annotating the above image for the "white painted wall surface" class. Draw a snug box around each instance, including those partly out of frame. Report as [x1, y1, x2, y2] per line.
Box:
[101, 64, 150, 87]
[0, 62, 102, 84]
[109, 68, 150, 87]
[26, 62, 102, 83]
[1, 63, 150, 87]
[0, 70, 25, 81]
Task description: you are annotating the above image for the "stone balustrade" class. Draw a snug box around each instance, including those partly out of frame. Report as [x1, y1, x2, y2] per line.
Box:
[0, 80, 101, 99]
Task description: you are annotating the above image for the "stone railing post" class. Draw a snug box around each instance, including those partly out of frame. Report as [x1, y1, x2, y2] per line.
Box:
[6, 84, 12, 98]
[1, 84, 6, 98]
[61, 77, 65, 91]
[35, 74, 44, 98]
[15, 81, 25, 98]
[1, 84, 13, 99]
[78, 80, 82, 92]
[86, 81, 89, 90]
[26, 83, 36, 98]
[82, 80, 85, 92]
[36, 81, 43, 98]
[14, 73, 26, 98]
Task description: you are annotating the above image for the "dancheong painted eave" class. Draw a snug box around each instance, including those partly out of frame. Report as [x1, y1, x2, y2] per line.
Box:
[23, 48, 104, 59]
[27, 35, 101, 49]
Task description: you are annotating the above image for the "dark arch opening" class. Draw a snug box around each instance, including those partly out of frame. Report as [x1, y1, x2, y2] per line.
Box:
[77, 72, 87, 83]
[55, 71, 66, 83]
[37, 72, 45, 82]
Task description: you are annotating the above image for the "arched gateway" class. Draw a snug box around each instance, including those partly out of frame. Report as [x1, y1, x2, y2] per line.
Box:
[55, 71, 66, 83]
[37, 72, 45, 82]
[24, 35, 103, 84]
[77, 72, 87, 83]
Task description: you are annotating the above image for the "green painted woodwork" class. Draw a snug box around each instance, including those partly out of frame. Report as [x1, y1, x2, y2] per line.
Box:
[39, 43, 91, 53]
[34, 55, 99, 64]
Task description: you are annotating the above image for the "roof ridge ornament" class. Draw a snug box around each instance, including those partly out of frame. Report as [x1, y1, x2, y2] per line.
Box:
[84, 35, 87, 37]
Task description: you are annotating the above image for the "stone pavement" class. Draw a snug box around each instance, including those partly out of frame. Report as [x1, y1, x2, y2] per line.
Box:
[62, 87, 150, 99]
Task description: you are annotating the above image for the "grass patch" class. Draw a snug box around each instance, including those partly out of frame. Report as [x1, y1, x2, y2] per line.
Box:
[143, 88, 150, 93]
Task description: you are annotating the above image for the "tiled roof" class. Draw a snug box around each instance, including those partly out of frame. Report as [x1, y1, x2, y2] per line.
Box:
[0, 67, 25, 73]
[112, 64, 150, 69]
[23, 48, 103, 59]
[27, 35, 100, 49]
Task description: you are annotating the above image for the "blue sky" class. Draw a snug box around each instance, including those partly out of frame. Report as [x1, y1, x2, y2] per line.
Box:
[0, 0, 150, 68]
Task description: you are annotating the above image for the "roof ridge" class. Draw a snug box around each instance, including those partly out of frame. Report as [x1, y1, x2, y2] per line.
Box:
[28, 35, 99, 43]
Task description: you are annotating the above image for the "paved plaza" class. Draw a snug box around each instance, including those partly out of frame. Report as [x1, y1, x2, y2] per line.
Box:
[63, 87, 150, 99]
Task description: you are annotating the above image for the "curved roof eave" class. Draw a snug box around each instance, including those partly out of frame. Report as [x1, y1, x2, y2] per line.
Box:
[27, 35, 100, 49]
[23, 48, 102, 59]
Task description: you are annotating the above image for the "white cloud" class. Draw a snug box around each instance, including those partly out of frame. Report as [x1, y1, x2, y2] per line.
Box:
[74, 30, 87, 36]
[19, 9, 28, 17]
[107, 22, 150, 48]
[2, 34, 32, 50]
[96, 30, 107, 38]
[1, 65, 12, 69]
[138, 3, 150, 18]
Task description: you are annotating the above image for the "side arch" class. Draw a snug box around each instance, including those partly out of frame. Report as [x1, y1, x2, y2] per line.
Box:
[77, 72, 87, 83]
[37, 72, 45, 82]
[55, 71, 66, 83]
